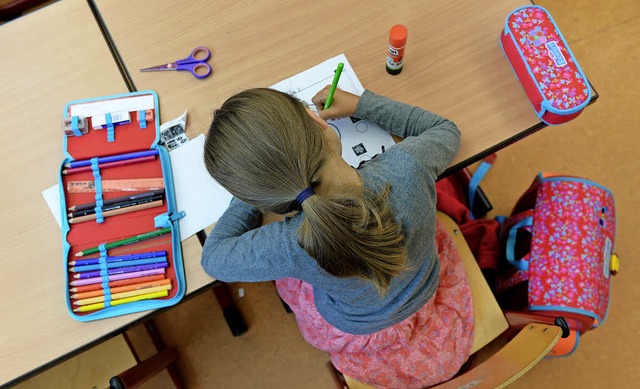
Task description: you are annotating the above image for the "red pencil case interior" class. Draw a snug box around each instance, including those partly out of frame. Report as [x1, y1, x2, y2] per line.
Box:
[500, 5, 592, 125]
[59, 91, 186, 321]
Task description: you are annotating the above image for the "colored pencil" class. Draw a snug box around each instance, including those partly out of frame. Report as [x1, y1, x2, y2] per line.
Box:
[75, 227, 171, 257]
[70, 278, 172, 299]
[69, 189, 165, 212]
[68, 274, 166, 293]
[62, 155, 156, 175]
[68, 199, 163, 224]
[69, 268, 166, 286]
[65, 149, 159, 169]
[323, 62, 344, 110]
[73, 284, 173, 306]
[70, 256, 167, 272]
[73, 262, 168, 279]
[69, 251, 166, 266]
[68, 194, 163, 218]
[72, 289, 169, 313]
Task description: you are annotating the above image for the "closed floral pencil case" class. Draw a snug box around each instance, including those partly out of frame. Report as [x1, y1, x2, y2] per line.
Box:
[500, 5, 591, 125]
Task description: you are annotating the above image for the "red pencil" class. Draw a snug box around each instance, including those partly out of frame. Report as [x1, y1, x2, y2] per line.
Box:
[62, 155, 156, 175]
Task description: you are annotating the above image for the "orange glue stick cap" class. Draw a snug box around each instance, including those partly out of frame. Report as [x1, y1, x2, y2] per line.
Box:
[389, 25, 408, 49]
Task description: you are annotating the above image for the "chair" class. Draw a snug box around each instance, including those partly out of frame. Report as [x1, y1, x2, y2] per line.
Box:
[327, 212, 565, 389]
[13, 321, 186, 389]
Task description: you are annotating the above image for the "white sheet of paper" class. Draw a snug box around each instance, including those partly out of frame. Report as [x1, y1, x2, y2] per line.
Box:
[169, 134, 232, 238]
[270, 53, 395, 167]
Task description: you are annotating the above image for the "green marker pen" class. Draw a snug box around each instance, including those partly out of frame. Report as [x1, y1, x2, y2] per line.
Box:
[324, 62, 344, 110]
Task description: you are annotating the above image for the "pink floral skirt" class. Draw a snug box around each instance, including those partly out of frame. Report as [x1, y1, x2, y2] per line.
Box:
[275, 221, 474, 389]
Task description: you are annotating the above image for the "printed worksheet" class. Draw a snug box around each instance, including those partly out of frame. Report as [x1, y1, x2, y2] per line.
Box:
[270, 53, 395, 168]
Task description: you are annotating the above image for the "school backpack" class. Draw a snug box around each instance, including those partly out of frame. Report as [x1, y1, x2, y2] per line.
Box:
[496, 173, 618, 356]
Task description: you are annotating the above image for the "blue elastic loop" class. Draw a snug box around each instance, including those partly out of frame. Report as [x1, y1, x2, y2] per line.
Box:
[295, 187, 315, 206]
[98, 244, 112, 306]
[71, 116, 82, 136]
[91, 158, 104, 223]
[154, 213, 171, 228]
[105, 113, 115, 142]
[138, 110, 147, 129]
[468, 161, 493, 220]
[506, 216, 534, 271]
[154, 211, 186, 229]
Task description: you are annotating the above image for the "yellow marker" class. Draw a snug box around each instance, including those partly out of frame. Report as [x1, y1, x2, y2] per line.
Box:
[73, 284, 172, 306]
[73, 289, 169, 313]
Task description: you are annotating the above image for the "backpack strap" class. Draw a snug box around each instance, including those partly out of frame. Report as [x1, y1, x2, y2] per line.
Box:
[506, 215, 534, 271]
[468, 154, 497, 220]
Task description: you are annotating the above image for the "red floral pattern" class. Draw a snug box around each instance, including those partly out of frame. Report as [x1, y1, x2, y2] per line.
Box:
[528, 178, 615, 322]
[507, 6, 589, 111]
[276, 222, 474, 389]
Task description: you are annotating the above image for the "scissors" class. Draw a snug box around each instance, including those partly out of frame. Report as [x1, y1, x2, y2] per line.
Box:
[140, 46, 212, 79]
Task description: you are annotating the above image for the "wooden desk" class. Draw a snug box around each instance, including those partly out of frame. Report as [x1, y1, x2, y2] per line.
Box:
[94, 0, 552, 173]
[0, 1, 193, 386]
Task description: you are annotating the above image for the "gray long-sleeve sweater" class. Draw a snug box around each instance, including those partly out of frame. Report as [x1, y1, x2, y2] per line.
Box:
[201, 90, 461, 334]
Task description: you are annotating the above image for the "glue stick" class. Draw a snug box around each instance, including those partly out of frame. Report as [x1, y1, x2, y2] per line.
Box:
[386, 25, 408, 75]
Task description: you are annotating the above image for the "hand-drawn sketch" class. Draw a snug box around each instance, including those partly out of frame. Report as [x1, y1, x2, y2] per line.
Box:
[271, 54, 395, 168]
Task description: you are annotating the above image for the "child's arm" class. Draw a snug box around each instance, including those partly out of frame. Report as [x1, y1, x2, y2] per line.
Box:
[201, 197, 296, 282]
[354, 90, 459, 141]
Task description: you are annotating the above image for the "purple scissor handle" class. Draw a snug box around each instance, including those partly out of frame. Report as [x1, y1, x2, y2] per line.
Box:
[140, 46, 212, 79]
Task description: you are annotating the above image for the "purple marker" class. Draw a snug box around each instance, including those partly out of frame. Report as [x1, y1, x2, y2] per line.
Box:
[70, 257, 167, 273]
[70, 251, 167, 266]
[67, 149, 159, 169]
[109, 268, 166, 281]
[74, 262, 168, 279]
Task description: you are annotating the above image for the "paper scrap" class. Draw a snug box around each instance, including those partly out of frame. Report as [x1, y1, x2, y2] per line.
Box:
[159, 110, 189, 150]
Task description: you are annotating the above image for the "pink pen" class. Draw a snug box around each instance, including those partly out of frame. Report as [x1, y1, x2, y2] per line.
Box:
[69, 268, 166, 286]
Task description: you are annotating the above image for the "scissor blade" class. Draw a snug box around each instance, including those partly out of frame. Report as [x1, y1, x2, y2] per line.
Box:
[140, 63, 177, 72]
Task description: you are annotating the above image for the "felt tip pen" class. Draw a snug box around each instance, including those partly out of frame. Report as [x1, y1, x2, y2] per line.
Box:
[65, 149, 159, 169]
[69, 251, 167, 266]
[323, 62, 344, 110]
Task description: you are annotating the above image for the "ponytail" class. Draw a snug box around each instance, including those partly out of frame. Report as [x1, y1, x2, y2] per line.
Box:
[297, 185, 408, 294]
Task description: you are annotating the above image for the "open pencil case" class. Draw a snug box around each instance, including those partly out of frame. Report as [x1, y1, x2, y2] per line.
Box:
[59, 90, 186, 321]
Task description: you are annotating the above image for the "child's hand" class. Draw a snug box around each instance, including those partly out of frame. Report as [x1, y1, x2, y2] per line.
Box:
[312, 86, 360, 120]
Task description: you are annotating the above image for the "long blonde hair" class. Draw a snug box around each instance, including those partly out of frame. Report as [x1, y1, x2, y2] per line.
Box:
[204, 88, 408, 293]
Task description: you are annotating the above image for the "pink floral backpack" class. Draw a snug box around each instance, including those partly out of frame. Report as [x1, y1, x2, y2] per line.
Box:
[497, 173, 618, 356]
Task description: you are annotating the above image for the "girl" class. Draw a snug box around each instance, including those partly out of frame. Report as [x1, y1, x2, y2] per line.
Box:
[202, 87, 473, 388]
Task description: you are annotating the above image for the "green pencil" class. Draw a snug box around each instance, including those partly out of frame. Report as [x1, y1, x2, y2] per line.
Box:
[75, 227, 172, 257]
[323, 62, 344, 110]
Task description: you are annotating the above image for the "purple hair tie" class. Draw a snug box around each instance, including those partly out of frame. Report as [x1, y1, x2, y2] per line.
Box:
[295, 187, 315, 206]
